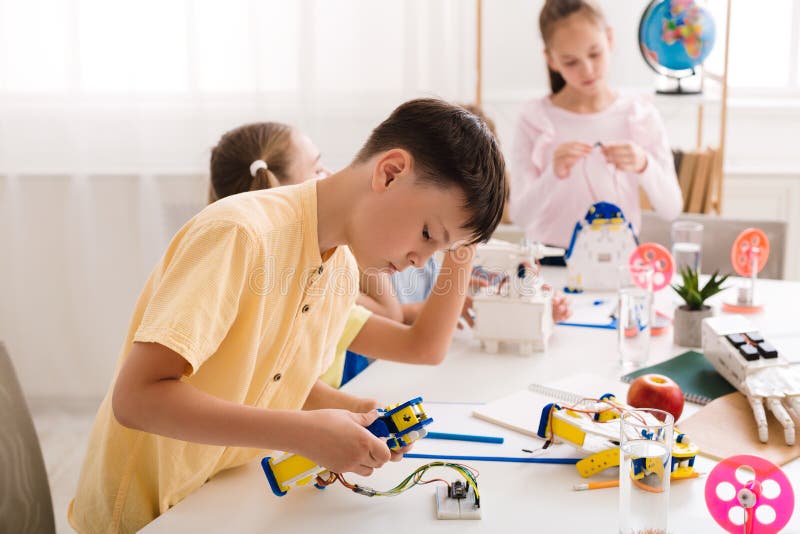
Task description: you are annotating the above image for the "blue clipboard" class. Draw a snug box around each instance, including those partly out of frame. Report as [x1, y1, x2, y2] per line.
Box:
[557, 298, 617, 330]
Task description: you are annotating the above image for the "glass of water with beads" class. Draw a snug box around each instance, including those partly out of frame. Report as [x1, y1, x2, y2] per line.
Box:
[619, 408, 674, 534]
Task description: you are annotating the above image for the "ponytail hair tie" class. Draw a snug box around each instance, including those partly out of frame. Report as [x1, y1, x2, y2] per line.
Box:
[249, 160, 268, 177]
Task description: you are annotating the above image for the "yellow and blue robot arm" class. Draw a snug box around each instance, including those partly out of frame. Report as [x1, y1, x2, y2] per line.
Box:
[262, 397, 432, 497]
[367, 397, 431, 449]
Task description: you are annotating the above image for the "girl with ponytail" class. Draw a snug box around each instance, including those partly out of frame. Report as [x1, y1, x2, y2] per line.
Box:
[208, 122, 328, 203]
[510, 0, 682, 254]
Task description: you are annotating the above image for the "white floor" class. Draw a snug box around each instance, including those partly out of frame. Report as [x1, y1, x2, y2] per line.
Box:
[31, 401, 98, 534]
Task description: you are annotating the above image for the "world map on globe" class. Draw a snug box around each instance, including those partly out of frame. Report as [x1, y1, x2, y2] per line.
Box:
[640, 0, 716, 75]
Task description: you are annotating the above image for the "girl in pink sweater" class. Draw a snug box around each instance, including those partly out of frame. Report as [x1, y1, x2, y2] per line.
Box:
[510, 0, 682, 251]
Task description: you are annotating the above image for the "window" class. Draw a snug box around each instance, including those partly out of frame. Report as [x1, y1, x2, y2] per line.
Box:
[0, 0, 472, 173]
[0, 0, 448, 95]
[705, 0, 800, 95]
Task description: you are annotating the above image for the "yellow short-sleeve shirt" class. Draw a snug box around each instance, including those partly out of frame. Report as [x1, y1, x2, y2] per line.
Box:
[69, 180, 358, 534]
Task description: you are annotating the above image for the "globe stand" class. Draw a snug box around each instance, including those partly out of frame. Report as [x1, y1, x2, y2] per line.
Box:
[655, 72, 703, 95]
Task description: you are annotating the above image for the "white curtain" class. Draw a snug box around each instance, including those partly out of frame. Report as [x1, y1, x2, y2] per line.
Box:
[0, 0, 477, 402]
[0, 0, 477, 173]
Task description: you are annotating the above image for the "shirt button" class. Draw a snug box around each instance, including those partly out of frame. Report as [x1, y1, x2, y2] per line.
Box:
[318, 265, 324, 275]
[302, 304, 310, 313]
[273, 373, 282, 382]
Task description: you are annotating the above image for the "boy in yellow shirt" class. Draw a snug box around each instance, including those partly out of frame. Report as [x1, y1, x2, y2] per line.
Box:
[69, 98, 507, 533]
[203, 120, 497, 389]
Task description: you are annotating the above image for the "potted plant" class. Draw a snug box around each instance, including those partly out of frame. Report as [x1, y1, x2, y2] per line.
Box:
[672, 267, 729, 347]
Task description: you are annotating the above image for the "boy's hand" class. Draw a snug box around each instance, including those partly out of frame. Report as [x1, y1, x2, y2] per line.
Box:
[601, 142, 648, 173]
[389, 443, 414, 462]
[352, 397, 381, 413]
[296, 409, 391, 476]
[553, 142, 593, 178]
[323, 399, 412, 461]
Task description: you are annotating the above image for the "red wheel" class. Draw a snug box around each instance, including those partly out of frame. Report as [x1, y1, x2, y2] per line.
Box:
[731, 228, 770, 277]
[629, 243, 674, 291]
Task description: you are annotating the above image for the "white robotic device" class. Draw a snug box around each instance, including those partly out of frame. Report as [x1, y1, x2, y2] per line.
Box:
[471, 239, 563, 355]
[702, 315, 800, 445]
[564, 201, 638, 292]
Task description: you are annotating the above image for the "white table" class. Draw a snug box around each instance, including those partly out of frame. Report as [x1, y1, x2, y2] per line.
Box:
[144, 272, 800, 533]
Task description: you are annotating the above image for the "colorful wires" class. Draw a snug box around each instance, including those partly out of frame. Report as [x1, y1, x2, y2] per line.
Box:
[541, 395, 628, 443]
[316, 461, 480, 506]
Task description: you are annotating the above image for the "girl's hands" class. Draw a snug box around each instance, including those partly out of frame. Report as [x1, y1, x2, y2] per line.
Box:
[553, 142, 593, 178]
[601, 142, 648, 173]
[552, 141, 648, 177]
[541, 283, 571, 323]
[458, 295, 475, 329]
[551, 294, 571, 323]
[458, 271, 489, 329]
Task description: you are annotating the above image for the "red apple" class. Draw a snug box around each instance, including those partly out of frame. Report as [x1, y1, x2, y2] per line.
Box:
[626, 373, 684, 421]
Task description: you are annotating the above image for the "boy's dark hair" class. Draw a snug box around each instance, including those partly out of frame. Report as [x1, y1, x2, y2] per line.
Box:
[355, 98, 507, 245]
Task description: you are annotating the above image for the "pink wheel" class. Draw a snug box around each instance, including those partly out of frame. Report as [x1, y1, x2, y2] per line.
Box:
[628, 243, 674, 291]
[705, 454, 794, 533]
[731, 228, 770, 277]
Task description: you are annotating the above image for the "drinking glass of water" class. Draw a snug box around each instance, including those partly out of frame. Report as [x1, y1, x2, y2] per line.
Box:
[619, 408, 675, 534]
[671, 221, 703, 274]
[617, 265, 654, 370]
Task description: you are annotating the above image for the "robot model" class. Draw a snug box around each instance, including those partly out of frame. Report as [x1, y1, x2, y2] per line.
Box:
[261, 397, 482, 519]
[262, 397, 432, 496]
[471, 238, 563, 354]
[564, 202, 639, 293]
[537, 393, 699, 483]
[702, 315, 800, 445]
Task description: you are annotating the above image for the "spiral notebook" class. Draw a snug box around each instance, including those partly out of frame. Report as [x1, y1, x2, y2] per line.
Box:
[620, 350, 736, 405]
[472, 373, 628, 438]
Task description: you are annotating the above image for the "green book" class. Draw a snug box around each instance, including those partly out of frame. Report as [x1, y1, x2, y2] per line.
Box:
[620, 350, 736, 405]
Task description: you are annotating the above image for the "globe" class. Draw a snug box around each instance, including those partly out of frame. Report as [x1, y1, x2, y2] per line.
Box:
[639, 0, 716, 80]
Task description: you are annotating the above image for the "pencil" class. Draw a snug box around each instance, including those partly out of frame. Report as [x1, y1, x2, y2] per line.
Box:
[424, 431, 504, 444]
[573, 480, 619, 491]
[573, 471, 701, 491]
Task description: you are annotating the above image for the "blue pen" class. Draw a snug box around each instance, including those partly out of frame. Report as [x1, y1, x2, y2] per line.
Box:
[404, 453, 579, 464]
[424, 431, 504, 444]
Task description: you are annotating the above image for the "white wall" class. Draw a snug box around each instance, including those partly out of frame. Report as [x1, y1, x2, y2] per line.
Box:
[2, 0, 799, 403]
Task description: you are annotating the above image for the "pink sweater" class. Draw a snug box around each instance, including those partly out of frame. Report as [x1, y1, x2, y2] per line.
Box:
[509, 93, 683, 248]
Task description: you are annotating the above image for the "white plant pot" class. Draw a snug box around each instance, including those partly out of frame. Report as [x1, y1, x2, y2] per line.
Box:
[673, 305, 713, 347]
